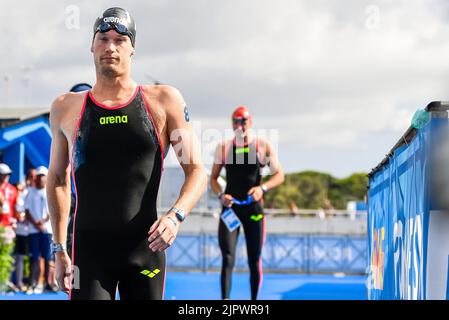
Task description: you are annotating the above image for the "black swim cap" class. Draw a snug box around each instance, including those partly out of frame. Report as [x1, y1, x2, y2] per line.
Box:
[70, 83, 92, 92]
[93, 7, 136, 47]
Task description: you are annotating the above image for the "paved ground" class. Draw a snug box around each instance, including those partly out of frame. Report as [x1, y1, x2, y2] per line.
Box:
[0, 272, 367, 300]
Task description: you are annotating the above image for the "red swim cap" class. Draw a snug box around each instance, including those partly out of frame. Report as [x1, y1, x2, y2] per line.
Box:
[232, 106, 251, 119]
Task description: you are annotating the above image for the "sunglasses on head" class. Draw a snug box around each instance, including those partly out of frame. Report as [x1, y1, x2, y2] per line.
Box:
[233, 118, 249, 125]
[96, 22, 131, 37]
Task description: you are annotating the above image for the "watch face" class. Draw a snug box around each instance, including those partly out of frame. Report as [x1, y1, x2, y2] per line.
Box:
[176, 211, 185, 222]
[51, 244, 65, 252]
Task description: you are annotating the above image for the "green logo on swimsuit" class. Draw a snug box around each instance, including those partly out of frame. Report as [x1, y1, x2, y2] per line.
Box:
[250, 214, 264, 221]
[99, 115, 128, 125]
[140, 268, 160, 278]
[235, 147, 249, 154]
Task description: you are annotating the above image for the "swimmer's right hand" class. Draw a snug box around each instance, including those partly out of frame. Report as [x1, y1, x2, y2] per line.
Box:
[221, 194, 234, 208]
[55, 251, 72, 294]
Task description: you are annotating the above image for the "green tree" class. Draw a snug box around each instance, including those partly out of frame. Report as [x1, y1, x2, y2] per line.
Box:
[263, 171, 368, 210]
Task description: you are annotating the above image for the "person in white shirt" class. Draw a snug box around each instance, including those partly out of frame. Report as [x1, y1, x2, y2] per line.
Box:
[25, 166, 56, 293]
[12, 181, 30, 292]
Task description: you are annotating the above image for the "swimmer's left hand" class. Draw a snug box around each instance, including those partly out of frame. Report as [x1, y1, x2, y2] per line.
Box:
[248, 186, 264, 202]
[147, 214, 180, 252]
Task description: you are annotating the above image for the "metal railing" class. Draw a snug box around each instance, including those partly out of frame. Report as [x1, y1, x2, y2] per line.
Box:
[160, 207, 367, 219]
[166, 233, 367, 274]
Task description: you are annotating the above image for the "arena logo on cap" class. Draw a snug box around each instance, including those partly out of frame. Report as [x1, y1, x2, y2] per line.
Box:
[103, 16, 128, 25]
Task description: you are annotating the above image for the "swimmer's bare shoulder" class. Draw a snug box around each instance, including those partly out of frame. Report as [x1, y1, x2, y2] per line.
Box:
[140, 84, 185, 115]
[140, 84, 185, 151]
[50, 91, 88, 147]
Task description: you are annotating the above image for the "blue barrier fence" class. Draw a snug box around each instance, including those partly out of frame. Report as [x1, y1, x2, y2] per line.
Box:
[166, 233, 367, 274]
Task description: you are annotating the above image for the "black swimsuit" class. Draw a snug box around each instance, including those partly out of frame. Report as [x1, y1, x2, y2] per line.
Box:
[219, 140, 265, 300]
[70, 86, 165, 300]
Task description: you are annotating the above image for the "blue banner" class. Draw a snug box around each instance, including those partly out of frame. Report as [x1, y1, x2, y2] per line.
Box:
[368, 120, 435, 299]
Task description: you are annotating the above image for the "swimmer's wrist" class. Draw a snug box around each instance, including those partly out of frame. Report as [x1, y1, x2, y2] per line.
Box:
[169, 206, 186, 223]
[55, 251, 69, 258]
[165, 215, 178, 227]
[51, 243, 67, 254]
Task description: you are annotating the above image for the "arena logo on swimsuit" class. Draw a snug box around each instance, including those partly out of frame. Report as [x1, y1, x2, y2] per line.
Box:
[99, 115, 128, 125]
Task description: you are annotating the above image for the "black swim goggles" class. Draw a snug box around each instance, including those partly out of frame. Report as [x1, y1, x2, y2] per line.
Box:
[95, 22, 132, 38]
[232, 118, 249, 125]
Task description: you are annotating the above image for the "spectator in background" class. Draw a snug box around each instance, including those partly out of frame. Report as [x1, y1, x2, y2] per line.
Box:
[27, 167, 50, 291]
[26, 168, 37, 189]
[13, 181, 30, 292]
[25, 166, 57, 294]
[25, 168, 43, 290]
[0, 163, 19, 293]
[0, 163, 18, 227]
[322, 198, 336, 218]
[289, 201, 299, 217]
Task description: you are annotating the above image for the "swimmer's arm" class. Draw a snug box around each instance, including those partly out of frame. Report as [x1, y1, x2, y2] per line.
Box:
[163, 86, 207, 217]
[147, 86, 207, 252]
[259, 138, 285, 191]
[47, 97, 72, 246]
[210, 143, 224, 195]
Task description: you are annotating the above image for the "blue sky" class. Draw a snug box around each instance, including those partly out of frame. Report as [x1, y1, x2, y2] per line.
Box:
[2, 0, 449, 177]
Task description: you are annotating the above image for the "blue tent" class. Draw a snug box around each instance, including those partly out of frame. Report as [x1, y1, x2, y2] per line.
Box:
[0, 108, 51, 184]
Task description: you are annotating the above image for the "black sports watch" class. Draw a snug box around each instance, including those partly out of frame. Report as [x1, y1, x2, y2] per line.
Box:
[170, 206, 186, 223]
[51, 243, 67, 254]
[261, 184, 268, 193]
